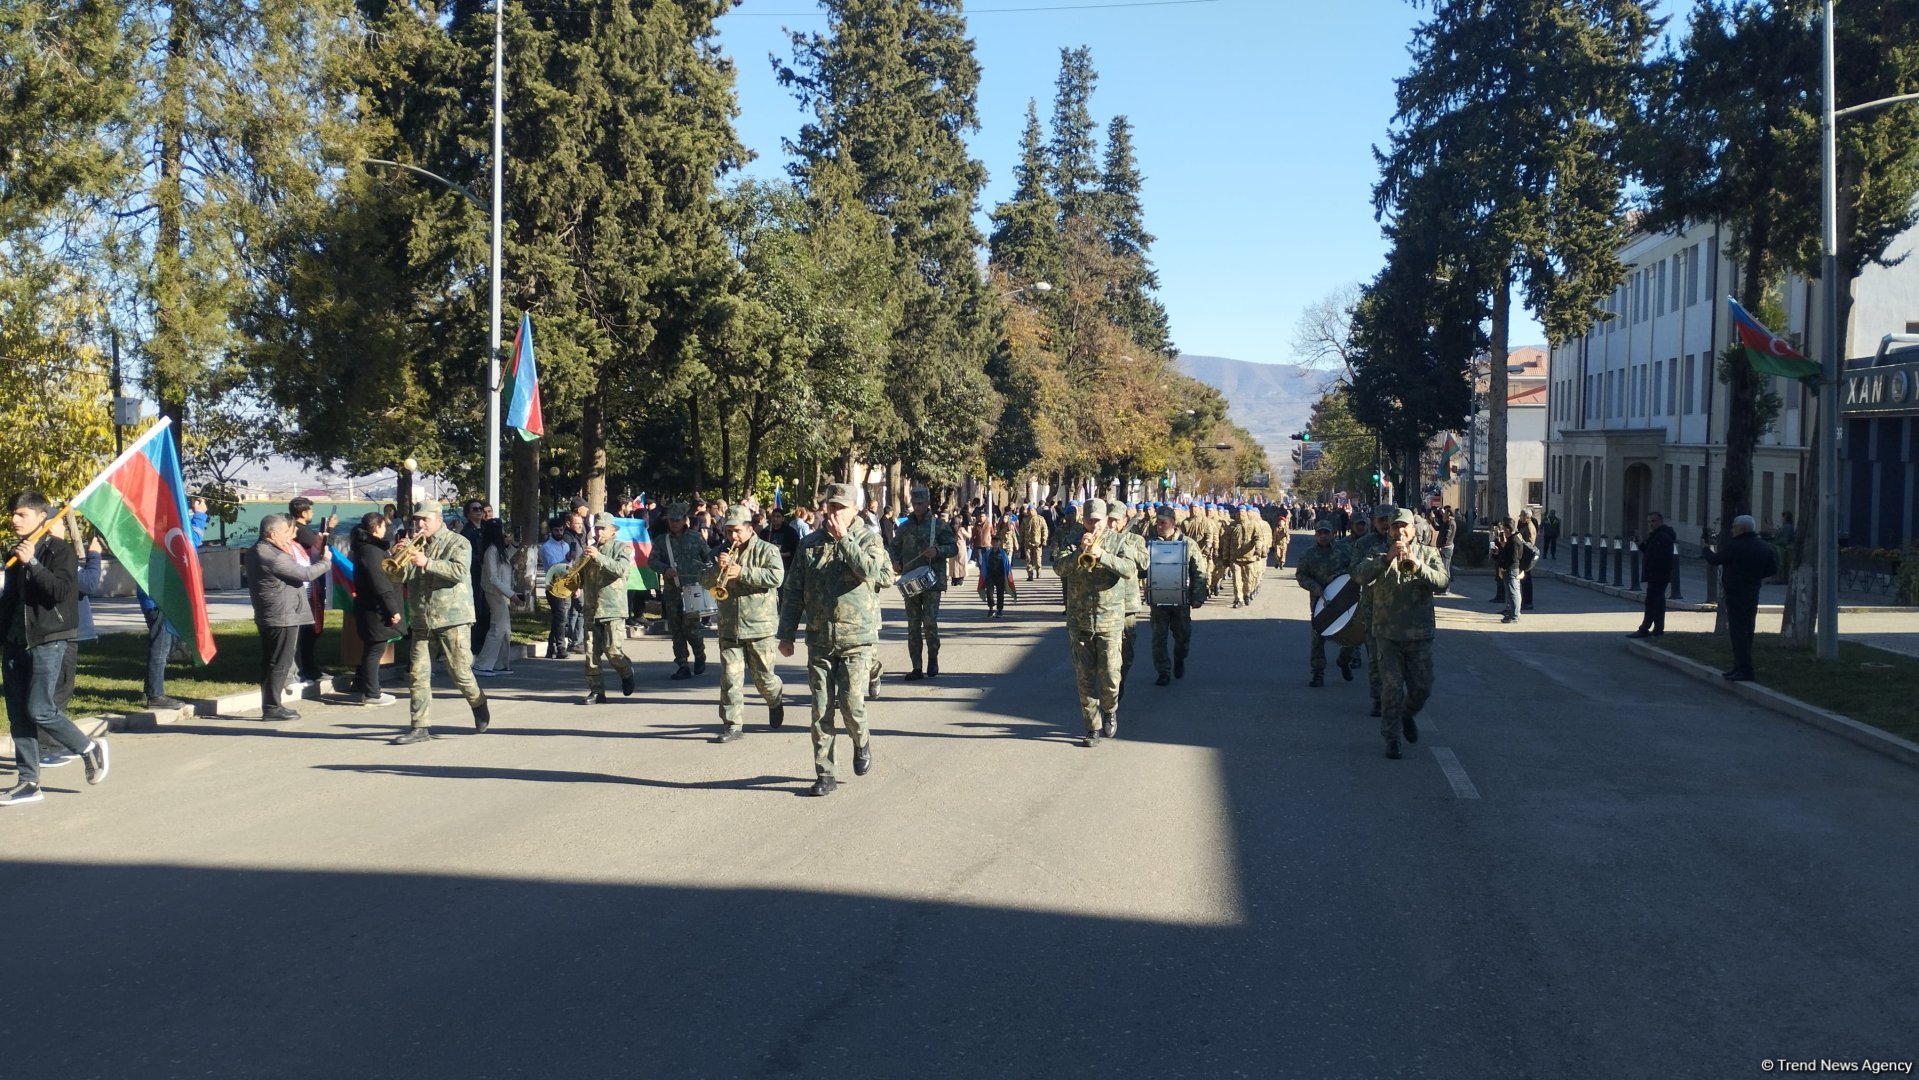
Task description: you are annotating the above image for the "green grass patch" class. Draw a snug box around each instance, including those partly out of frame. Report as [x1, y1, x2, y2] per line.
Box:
[1651, 632, 1919, 743]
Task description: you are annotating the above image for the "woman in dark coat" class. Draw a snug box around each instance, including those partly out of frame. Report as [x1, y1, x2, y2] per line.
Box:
[350, 513, 406, 704]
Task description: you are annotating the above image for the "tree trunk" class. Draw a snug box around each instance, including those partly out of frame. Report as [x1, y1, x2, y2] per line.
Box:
[582, 385, 607, 514]
[151, 10, 191, 427]
[688, 394, 706, 496]
[743, 392, 765, 506]
[510, 435, 538, 542]
[396, 466, 414, 524]
[719, 401, 734, 499]
[1486, 273, 1511, 521]
[810, 458, 822, 505]
[840, 444, 856, 488]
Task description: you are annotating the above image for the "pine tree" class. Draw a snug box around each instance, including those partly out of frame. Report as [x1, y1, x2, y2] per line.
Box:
[988, 99, 1060, 285]
[1375, 0, 1657, 521]
[0, 0, 131, 238]
[1048, 46, 1101, 222]
[1096, 115, 1174, 358]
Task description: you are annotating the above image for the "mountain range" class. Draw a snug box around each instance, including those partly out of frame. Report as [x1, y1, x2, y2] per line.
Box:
[1174, 353, 1326, 469]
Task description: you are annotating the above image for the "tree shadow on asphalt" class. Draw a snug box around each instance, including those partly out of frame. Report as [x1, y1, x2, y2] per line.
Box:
[312, 762, 810, 795]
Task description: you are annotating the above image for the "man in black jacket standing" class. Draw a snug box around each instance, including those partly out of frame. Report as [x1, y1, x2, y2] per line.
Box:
[2, 492, 111, 806]
[1704, 515, 1778, 682]
[1631, 512, 1678, 638]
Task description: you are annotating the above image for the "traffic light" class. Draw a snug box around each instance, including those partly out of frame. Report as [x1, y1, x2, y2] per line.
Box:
[1289, 430, 1312, 442]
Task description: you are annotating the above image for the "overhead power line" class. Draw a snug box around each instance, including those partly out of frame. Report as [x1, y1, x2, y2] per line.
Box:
[728, 0, 1226, 16]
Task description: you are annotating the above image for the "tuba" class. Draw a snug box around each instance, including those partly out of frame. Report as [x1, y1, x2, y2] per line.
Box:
[382, 535, 422, 577]
[548, 557, 587, 601]
[710, 540, 748, 602]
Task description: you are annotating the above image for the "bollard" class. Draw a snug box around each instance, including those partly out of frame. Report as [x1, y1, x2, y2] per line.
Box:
[1670, 568, 1683, 601]
[1612, 536, 1625, 587]
[1630, 540, 1642, 590]
[1583, 534, 1595, 579]
[1705, 560, 1718, 605]
[1599, 535, 1611, 582]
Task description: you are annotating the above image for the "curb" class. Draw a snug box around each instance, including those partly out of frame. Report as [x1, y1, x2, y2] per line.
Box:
[1626, 639, 1919, 771]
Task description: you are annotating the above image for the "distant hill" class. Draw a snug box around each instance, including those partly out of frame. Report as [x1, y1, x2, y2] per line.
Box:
[1174, 354, 1325, 469]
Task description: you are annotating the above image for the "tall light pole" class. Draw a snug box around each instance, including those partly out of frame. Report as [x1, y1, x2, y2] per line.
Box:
[486, 0, 505, 513]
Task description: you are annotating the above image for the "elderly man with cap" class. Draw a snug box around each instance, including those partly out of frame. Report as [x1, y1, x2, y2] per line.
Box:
[887, 485, 958, 680]
[1295, 517, 1356, 687]
[388, 499, 489, 744]
[1053, 496, 1140, 745]
[575, 511, 638, 704]
[1351, 508, 1450, 758]
[654, 501, 714, 680]
[1146, 505, 1206, 686]
[701, 506, 785, 741]
[1351, 503, 1398, 716]
[778, 483, 893, 796]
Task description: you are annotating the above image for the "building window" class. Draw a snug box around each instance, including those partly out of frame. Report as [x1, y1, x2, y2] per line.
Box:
[1668, 358, 1679, 416]
[1679, 466, 1691, 524]
[1783, 473, 1797, 517]
[1761, 471, 1775, 529]
[1686, 243, 1702, 305]
[1652, 360, 1663, 415]
[1671, 253, 1683, 311]
[1697, 465, 1709, 525]
[1683, 355, 1696, 414]
[1655, 261, 1666, 316]
[1527, 480, 1544, 507]
[1663, 464, 1674, 510]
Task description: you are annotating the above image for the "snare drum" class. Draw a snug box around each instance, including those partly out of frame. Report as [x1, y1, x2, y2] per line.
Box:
[896, 565, 941, 600]
[680, 583, 719, 618]
[1311, 573, 1368, 646]
[1146, 540, 1189, 607]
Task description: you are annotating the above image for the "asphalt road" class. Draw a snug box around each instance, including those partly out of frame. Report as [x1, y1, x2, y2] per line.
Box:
[3, 552, 1914, 1079]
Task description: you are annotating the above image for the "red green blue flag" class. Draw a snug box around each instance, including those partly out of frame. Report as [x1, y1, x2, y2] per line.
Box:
[329, 542, 358, 614]
[504, 312, 543, 440]
[70, 418, 217, 664]
[1727, 296, 1823, 381]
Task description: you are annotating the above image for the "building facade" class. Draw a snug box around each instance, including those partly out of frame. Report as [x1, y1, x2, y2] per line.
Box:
[1545, 218, 1919, 548]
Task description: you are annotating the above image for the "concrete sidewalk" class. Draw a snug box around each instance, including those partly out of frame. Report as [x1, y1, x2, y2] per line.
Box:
[1534, 545, 1904, 611]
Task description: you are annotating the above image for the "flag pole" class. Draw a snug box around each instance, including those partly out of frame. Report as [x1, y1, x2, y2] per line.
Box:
[485, 0, 505, 514]
[1816, 0, 1840, 662]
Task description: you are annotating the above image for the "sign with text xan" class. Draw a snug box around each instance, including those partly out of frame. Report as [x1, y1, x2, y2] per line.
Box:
[1840, 361, 1919, 416]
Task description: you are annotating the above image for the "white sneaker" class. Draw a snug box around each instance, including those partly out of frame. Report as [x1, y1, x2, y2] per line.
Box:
[360, 692, 399, 707]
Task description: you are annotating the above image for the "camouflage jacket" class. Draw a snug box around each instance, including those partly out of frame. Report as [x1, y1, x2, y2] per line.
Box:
[396, 527, 475, 630]
[701, 535, 784, 641]
[1295, 541, 1350, 599]
[1183, 516, 1217, 559]
[779, 519, 894, 651]
[1351, 541, 1451, 640]
[1016, 513, 1049, 548]
[1113, 528, 1150, 616]
[1222, 520, 1262, 563]
[1052, 524, 1141, 634]
[654, 527, 713, 604]
[580, 538, 636, 624]
[889, 514, 958, 591]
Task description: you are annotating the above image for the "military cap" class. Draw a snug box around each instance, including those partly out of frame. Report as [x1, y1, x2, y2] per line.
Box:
[1393, 508, 1419, 525]
[722, 506, 754, 527]
[412, 498, 445, 519]
[1156, 505, 1177, 521]
[821, 482, 859, 508]
[593, 511, 616, 528]
[1314, 518, 1336, 532]
[666, 501, 691, 520]
[1372, 504, 1397, 521]
[1083, 497, 1108, 521]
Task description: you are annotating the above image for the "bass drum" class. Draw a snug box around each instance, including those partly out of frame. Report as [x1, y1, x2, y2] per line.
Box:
[1146, 540, 1189, 607]
[1311, 573, 1368, 646]
[896, 565, 941, 600]
[681, 583, 719, 618]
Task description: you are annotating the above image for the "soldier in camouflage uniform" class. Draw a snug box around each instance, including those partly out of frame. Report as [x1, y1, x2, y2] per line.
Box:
[779, 483, 894, 797]
[577, 511, 637, 705]
[1246, 508, 1274, 600]
[1220, 507, 1259, 608]
[1271, 506, 1292, 570]
[1016, 503, 1049, 580]
[701, 506, 785, 741]
[1183, 506, 1216, 595]
[1351, 504, 1396, 715]
[390, 500, 489, 744]
[1107, 503, 1150, 696]
[654, 502, 712, 680]
[1351, 508, 1450, 758]
[1147, 506, 1206, 686]
[888, 487, 958, 679]
[1053, 497, 1140, 745]
[1295, 518, 1354, 688]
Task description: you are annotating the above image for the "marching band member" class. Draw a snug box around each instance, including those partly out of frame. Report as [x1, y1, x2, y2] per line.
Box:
[1147, 506, 1206, 686]
[700, 506, 785, 742]
[388, 500, 489, 745]
[1053, 498, 1140, 746]
[576, 512, 637, 705]
[887, 487, 957, 680]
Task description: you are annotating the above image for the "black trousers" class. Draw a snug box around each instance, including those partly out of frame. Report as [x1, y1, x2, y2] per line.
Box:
[261, 624, 299, 710]
[296, 623, 319, 679]
[1640, 580, 1669, 633]
[354, 615, 390, 697]
[1725, 595, 1759, 675]
[471, 585, 491, 649]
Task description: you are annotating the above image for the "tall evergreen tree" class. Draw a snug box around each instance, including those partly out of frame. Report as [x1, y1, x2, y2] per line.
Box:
[0, 0, 131, 240]
[1047, 45, 1100, 222]
[1375, 0, 1657, 520]
[778, 0, 997, 484]
[1096, 115, 1173, 358]
[987, 99, 1060, 284]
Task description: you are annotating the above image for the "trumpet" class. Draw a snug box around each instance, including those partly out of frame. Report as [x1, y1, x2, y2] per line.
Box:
[1077, 543, 1101, 570]
[711, 541, 748, 602]
[548, 557, 587, 601]
[382, 536, 422, 576]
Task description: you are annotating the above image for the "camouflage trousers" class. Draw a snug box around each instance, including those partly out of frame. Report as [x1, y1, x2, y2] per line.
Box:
[1230, 561, 1258, 604]
[1374, 636, 1434, 741]
[807, 645, 873, 779]
[1120, 614, 1139, 686]
[1067, 627, 1122, 732]
[719, 636, 782, 731]
[407, 624, 485, 730]
[903, 591, 942, 669]
[584, 618, 633, 693]
[1150, 604, 1191, 676]
[1307, 630, 1357, 674]
[1021, 545, 1045, 579]
[661, 597, 706, 668]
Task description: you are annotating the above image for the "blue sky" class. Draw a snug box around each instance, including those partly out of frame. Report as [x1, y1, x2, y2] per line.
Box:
[713, 0, 1543, 368]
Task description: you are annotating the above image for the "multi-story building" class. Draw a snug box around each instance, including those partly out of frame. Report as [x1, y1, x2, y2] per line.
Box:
[1545, 217, 1919, 547]
[1446, 345, 1548, 520]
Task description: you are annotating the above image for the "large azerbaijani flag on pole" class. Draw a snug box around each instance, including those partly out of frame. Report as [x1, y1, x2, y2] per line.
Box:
[70, 417, 217, 664]
[504, 312, 544, 440]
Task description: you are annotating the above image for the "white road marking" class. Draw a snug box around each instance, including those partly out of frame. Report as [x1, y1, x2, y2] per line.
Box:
[1430, 746, 1480, 799]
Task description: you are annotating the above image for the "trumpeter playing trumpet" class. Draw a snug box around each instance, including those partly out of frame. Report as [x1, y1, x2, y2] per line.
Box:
[574, 512, 636, 705]
[699, 506, 785, 742]
[1053, 497, 1140, 746]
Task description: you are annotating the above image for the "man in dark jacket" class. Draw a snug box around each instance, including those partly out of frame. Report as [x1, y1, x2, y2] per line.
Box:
[288, 496, 336, 681]
[350, 513, 406, 705]
[1704, 515, 1778, 682]
[248, 513, 331, 721]
[2, 491, 111, 806]
[1631, 512, 1679, 638]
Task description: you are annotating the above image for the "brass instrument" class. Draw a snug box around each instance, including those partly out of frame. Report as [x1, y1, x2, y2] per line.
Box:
[710, 541, 748, 602]
[548, 557, 588, 601]
[381, 536, 422, 576]
[1077, 544, 1101, 570]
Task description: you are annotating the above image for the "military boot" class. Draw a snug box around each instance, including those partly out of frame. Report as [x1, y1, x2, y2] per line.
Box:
[1309, 671, 1324, 688]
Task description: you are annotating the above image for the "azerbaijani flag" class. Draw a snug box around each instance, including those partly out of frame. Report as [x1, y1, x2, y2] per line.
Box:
[329, 541, 358, 614]
[1728, 297, 1823, 380]
[614, 515, 654, 567]
[1441, 433, 1460, 472]
[504, 312, 544, 440]
[70, 418, 217, 664]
